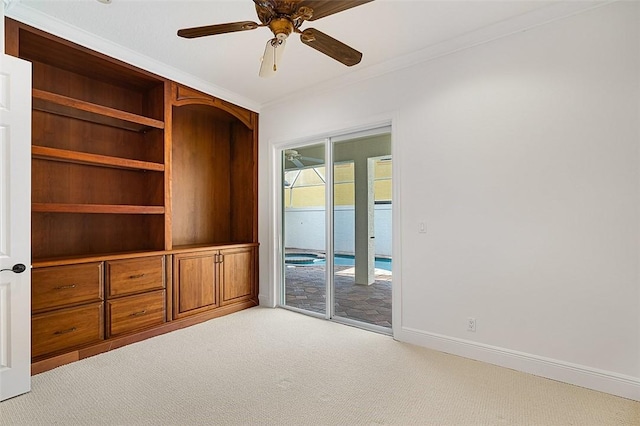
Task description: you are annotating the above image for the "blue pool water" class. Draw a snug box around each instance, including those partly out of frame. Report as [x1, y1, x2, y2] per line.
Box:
[285, 253, 392, 271]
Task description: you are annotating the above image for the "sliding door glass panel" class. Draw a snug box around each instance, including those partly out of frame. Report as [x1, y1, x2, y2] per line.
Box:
[283, 143, 326, 315]
[333, 135, 392, 328]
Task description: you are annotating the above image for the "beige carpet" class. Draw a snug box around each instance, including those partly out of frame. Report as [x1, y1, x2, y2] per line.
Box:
[1, 307, 638, 425]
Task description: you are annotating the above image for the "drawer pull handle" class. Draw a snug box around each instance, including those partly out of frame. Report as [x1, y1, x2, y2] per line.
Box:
[129, 273, 145, 279]
[130, 310, 147, 317]
[54, 284, 77, 290]
[54, 327, 77, 335]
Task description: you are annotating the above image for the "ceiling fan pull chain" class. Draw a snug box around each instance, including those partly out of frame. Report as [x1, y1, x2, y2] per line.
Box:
[273, 42, 278, 72]
[177, 0, 371, 75]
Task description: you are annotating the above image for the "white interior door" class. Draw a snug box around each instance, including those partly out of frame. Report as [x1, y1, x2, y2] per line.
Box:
[0, 53, 32, 402]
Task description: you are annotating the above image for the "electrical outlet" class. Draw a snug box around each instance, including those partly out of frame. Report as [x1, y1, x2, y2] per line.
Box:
[467, 317, 476, 332]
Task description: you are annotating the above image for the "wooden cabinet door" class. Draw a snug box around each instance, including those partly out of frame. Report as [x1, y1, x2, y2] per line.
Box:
[220, 246, 255, 306]
[173, 251, 218, 319]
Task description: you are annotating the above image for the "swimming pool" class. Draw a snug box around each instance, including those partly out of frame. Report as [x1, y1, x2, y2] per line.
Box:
[285, 253, 392, 271]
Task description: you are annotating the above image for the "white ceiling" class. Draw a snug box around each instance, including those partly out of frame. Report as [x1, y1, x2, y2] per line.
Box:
[7, 0, 604, 111]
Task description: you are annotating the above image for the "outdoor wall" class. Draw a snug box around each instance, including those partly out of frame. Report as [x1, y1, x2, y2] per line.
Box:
[285, 205, 392, 256]
[259, 1, 640, 399]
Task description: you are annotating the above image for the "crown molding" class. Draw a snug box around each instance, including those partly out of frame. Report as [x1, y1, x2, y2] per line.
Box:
[4, 1, 613, 112]
[262, 0, 611, 110]
[4, 2, 262, 112]
[3, 0, 19, 10]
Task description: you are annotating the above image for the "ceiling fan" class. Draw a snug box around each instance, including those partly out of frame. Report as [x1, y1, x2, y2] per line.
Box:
[284, 149, 324, 168]
[177, 0, 373, 77]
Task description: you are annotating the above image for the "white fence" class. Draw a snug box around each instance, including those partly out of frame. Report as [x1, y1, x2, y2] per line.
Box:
[284, 204, 392, 256]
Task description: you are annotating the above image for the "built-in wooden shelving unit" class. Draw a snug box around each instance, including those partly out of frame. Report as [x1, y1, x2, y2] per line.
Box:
[5, 17, 258, 374]
[33, 89, 165, 132]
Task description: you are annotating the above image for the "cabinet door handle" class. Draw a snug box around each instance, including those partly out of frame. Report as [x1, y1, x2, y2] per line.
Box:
[129, 273, 145, 279]
[54, 284, 77, 290]
[54, 327, 77, 335]
[219, 254, 224, 263]
[130, 310, 147, 317]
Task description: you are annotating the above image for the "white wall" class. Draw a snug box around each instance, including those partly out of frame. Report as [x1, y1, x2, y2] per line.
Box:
[259, 2, 640, 399]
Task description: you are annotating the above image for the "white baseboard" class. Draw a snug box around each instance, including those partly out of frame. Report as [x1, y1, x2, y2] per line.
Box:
[258, 293, 275, 308]
[396, 326, 640, 402]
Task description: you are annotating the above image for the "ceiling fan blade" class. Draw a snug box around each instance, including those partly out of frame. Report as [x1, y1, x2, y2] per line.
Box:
[300, 156, 324, 164]
[259, 38, 287, 78]
[253, 0, 277, 10]
[254, 0, 276, 25]
[298, 0, 373, 21]
[292, 158, 305, 168]
[177, 21, 259, 39]
[300, 28, 362, 66]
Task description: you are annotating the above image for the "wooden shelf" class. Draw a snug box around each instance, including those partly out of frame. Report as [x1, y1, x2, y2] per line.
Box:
[33, 203, 165, 214]
[33, 89, 165, 132]
[32, 146, 165, 172]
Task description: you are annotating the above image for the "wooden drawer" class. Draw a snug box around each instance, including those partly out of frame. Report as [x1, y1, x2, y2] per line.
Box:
[106, 256, 165, 298]
[32, 262, 103, 313]
[32, 302, 104, 359]
[106, 290, 165, 337]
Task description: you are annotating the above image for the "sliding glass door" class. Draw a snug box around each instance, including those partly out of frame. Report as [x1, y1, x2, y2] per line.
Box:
[282, 142, 326, 315]
[281, 128, 392, 331]
[332, 133, 392, 329]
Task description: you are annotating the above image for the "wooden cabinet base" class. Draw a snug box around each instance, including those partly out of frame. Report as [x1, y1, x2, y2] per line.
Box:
[31, 299, 258, 375]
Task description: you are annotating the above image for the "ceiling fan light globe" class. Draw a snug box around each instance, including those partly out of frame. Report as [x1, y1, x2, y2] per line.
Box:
[259, 38, 286, 78]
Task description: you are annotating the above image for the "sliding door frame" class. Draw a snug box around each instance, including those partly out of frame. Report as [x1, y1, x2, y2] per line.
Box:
[270, 116, 401, 337]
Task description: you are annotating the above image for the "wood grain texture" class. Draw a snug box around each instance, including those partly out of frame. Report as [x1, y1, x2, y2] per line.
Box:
[220, 246, 256, 305]
[172, 82, 254, 130]
[32, 146, 165, 172]
[300, 28, 362, 66]
[33, 89, 164, 132]
[32, 160, 164, 206]
[32, 111, 164, 164]
[106, 290, 166, 338]
[164, 82, 174, 251]
[32, 250, 169, 268]
[106, 255, 165, 298]
[171, 105, 231, 246]
[301, 0, 373, 21]
[23, 20, 167, 262]
[31, 302, 104, 359]
[173, 252, 218, 318]
[165, 255, 173, 321]
[32, 204, 165, 214]
[32, 213, 165, 260]
[230, 121, 258, 243]
[8, 18, 163, 92]
[8, 17, 259, 371]
[31, 299, 258, 375]
[32, 262, 104, 313]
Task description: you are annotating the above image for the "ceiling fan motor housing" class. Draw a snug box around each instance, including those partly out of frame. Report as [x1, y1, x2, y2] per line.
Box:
[177, 0, 372, 74]
[269, 18, 294, 40]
